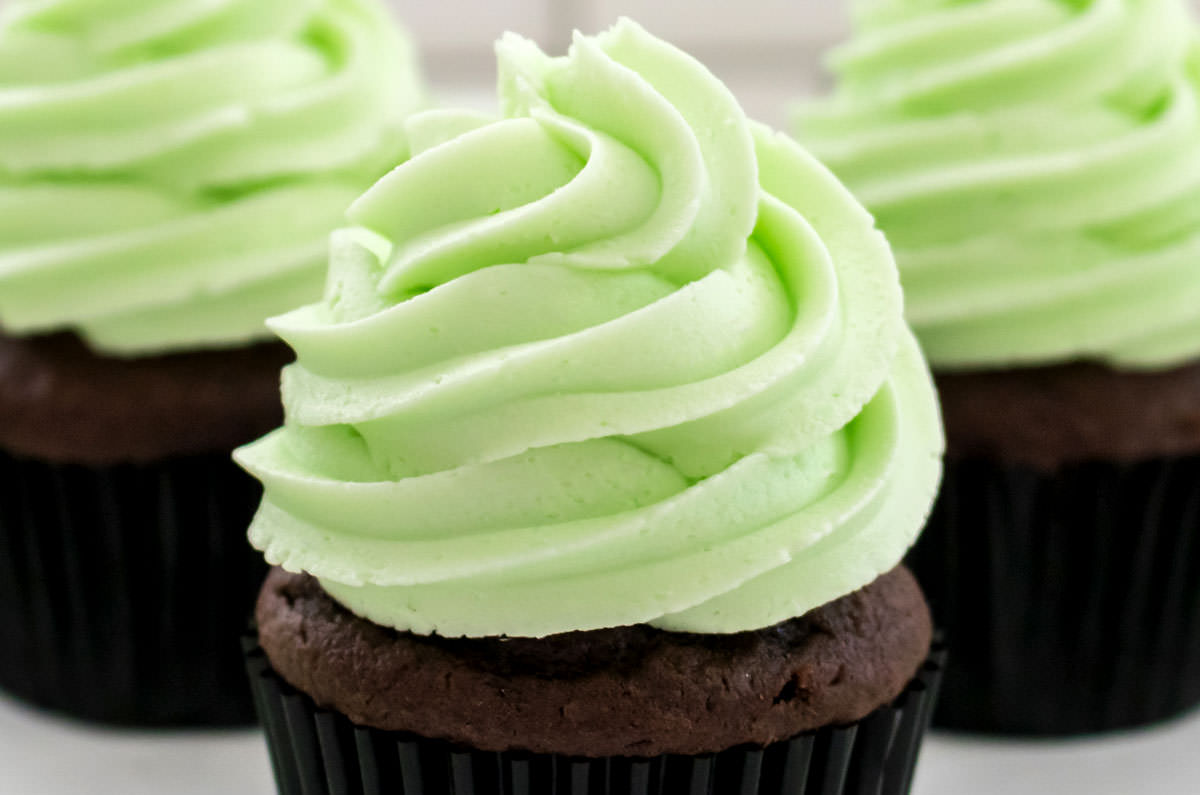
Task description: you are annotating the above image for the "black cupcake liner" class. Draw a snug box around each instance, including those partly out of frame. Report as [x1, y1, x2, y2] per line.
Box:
[0, 448, 266, 726]
[244, 633, 945, 795]
[908, 454, 1200, 735]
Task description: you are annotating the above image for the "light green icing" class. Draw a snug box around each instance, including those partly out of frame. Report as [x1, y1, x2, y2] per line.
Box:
[797, 0, 1200, 370]
[235, 20, 944, 638]
[0, 0, 424, 354]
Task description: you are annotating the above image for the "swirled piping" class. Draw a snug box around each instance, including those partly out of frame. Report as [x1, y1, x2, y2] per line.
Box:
[0, 0, 423, 354]
[236, 20, 944, 638]
[798, 0, 1200, 369]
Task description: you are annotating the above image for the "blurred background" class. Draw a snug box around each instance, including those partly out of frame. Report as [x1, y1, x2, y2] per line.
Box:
[390, 0, 851, 126]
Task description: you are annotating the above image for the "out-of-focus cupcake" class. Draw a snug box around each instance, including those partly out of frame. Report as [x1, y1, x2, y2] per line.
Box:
[239, 19, 946, 795]
[0, 0, 423, 726]
[797, 0, 1200, 734]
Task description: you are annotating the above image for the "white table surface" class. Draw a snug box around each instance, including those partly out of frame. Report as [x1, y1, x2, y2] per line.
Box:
[0, 692, 1196, 795]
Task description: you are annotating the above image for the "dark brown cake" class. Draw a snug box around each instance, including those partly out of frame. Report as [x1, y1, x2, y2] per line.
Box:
[936, 359, 1200, 470]
[256, 565, 933, 758]
[0, 330, 290, 464]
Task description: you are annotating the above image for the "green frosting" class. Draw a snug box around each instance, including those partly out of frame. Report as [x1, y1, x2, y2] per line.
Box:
[236, 20, 944, 638]
[797, 0, 1200, 369]
[0, 0, 423, 354]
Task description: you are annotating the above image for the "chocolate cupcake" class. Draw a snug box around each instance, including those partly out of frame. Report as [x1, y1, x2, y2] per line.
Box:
[238, 19, 945, 794]
[247, 569, 944, 795]
[797, 0, 1200, 733]
[0, 0, 423, 725]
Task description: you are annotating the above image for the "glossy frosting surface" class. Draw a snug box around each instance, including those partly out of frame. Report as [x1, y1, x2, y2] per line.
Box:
[0, 0, 423, 354]
[798, 0, 1200, 369]
[237, 20, 944, 638]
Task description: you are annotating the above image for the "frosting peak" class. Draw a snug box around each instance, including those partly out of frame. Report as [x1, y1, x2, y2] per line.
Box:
[0, 0, 423, 354]
[237, 20, 944, 638]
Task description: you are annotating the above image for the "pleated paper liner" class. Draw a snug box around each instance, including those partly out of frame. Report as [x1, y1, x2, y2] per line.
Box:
[244, 633, 945, 795]
[0, 449, 266, 726]
[909, 454, 1200, 735]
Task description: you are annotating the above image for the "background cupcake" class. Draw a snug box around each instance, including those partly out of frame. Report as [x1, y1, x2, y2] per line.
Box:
[239, 19, 946, 795]
[797, 0, 1200, 734]
[0, 0, 423, 725]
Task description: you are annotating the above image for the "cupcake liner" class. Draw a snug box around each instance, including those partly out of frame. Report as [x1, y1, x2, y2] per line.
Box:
[908, 454, 1200, 735]
[0, 449, 266, 726]
[244, 633, 945, 795]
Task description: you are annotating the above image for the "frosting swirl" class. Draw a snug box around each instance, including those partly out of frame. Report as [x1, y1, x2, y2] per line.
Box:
[236, 20, 944, 638]
[0, 0, 423, 354]
[797, 0, 1200, 369]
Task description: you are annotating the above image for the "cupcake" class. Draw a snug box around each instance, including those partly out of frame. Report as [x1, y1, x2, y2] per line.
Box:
[797, 0, 1200, 733]
[0, 0, 423, 725]
[239, 19, 946, 795]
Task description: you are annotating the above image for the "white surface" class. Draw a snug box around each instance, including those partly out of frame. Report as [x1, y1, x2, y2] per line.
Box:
[0, 692, 1197, 795]
[0, 695, 273, 795]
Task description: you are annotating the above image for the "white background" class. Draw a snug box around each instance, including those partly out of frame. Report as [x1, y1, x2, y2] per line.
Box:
[3, 0, 1200, 793]
[391, 0, 851, 127]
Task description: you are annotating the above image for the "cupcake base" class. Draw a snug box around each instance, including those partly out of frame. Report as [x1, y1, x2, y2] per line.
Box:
[908, 455, 1200, 735]
[244, 633, 945, 795]
[0, 449, 266, 726]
